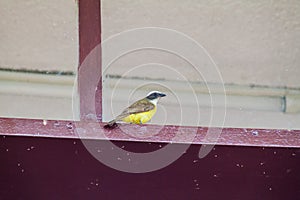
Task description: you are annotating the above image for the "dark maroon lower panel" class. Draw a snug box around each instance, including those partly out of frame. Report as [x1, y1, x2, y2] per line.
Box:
[1, 136, 300, 200]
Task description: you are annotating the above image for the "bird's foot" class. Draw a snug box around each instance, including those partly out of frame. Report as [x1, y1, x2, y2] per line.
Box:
[104, 122, 118, 129]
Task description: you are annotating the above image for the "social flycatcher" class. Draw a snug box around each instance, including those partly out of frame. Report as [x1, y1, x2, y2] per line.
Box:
[104, 91, 166, 128]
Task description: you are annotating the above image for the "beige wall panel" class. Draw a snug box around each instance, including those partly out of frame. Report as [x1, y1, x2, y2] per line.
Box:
[0, 71, 76, 120]
[102, 0, 300, 88]
[0, 94, 73, 120]
[0, 0, 78, 71]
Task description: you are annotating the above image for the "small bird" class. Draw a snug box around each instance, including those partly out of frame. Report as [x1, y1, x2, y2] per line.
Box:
[104, 91, 166, 128]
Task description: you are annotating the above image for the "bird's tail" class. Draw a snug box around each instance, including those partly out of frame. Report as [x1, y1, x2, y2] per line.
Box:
[104, 119, 118, 129]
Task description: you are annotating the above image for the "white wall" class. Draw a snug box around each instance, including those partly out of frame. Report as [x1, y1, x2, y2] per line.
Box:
[102, 0, 300, 129]
[102, 0, 300, 88]
[0, 0, 78, 119]
[0, 0, 299, 128]
[0, 0, 78, 71]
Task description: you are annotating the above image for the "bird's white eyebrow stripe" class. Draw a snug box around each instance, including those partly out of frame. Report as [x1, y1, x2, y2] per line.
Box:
[147, 90, 164, 96]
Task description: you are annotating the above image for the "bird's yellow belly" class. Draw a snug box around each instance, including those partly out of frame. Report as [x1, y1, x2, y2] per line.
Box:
[122, 107, 157, 124]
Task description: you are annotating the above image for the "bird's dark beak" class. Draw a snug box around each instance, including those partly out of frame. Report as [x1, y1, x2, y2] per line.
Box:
[159, 93, 166, 97]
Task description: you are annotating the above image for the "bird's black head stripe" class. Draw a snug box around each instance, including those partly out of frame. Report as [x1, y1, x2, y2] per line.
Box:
[146, 93, 157, 100]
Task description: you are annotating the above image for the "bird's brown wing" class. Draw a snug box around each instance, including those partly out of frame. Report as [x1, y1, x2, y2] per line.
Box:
[115, 98, 155, 121]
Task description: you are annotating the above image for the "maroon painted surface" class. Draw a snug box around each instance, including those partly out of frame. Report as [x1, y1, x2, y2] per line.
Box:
[79, 0, 101, 65]
[79, 0, 102, 120]
[0, 118, 300, 148]
[1, 118, 300, 199]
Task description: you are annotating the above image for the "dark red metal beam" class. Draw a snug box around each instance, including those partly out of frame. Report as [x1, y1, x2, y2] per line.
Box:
[79, 0, 101, 65]
[1, 118, 300, 148]
[79, 0, 102, 120]
[1, 129, 300, 199]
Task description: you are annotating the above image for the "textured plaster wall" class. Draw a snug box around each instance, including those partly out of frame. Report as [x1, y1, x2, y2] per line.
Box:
[0, 0, 78, 72]
[102, 0, 300, 88]
[0, 1, 78, 120]
[102, 1, 300, 129]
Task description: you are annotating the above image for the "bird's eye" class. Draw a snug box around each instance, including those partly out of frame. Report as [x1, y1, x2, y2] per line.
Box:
[147, 93, 156, 100]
